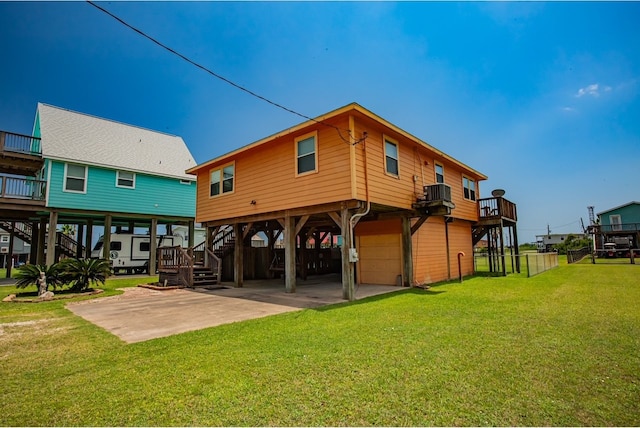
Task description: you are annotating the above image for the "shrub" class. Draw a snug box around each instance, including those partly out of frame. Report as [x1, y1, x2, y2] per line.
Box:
[59, 258, 112, 292]
[14, 264, 65, 292]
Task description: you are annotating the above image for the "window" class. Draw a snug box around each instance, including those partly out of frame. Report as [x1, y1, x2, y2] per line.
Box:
[116, 171, 135, 188]
[463, 176, 476, 201]
[64, 163, 87, 193]
[296, 132, 317, 175]
[610, 214, 622, 231]
[435, 163, 444, 184]
[0, 235, 9, 243]
[110, 241, 122, 251]
[180, 179, 191, 185]
[210, 163, 234, 197]
[384, 138, 399, 176]
[140, 242, 150, 252]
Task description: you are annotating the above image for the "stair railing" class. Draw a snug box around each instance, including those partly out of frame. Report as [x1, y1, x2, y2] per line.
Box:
[212, 225, 235, 255]
[204, 247, 222, 284]
[158, 246, 194, 287]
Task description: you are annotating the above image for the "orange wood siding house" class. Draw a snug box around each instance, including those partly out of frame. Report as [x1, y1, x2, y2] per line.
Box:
[187, 103, 488, 300]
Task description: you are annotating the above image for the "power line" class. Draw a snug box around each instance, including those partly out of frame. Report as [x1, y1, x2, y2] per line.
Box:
[86, 1, 361, 145]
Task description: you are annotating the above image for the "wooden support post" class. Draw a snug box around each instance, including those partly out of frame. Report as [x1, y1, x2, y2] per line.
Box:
[85, 219, 93, 259]
[188, 220, 195, 248]
[299, 233, 307, 280]
[29, 221, 39, 264]
[401, 216, 414, 287]
[512, 225, 521, 273]
[76, 224, 84, 259]
[266, 224, 275, 279]
[284, 215, 296, 293]
[234, 223, 244, 288]
[341, 207, 355, 301]
[148, 218, 157, 275]
[102, 215, 112, 262]
[499, 221, 506, 276]
[7, 222, 15, 278]
[46, 211, 58, 266]
[37, 217, 47, 265]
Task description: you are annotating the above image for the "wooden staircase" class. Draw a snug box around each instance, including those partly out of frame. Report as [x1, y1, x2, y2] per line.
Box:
[158, 245, 222, 288]
[472, 225, 488, 246]
[212, 226, 236, 259]
[0, 220, 83, 259]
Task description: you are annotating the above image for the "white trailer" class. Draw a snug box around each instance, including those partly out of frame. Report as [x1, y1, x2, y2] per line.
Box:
[91, 234, 184, 274]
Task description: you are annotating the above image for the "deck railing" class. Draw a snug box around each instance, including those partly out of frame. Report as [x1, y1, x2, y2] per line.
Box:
[590, 223, 640, 233]
[0, 176, 46, 200]
[478, 197, 517, 222]
[158, 245, 194, 287]
[0, 131, 41, 155]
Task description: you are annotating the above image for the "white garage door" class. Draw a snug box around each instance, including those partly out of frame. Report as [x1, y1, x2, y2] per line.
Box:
[357, 234, 402, 285]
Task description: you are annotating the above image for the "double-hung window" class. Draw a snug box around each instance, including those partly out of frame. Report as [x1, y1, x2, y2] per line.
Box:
[296, 132, 317, 175]
[435, 163, 444, 184]
[463, 176, 476, 201]
[116, 171, 135, 188]
[64, 163, 87, 193]
[384, 137, 399, 176]
[210, 163, 234, 197]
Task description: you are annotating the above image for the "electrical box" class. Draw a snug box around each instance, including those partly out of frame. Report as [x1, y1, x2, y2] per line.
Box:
[349, 248, 359, 263]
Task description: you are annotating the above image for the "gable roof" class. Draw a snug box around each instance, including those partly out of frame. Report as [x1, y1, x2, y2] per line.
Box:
[597, 201, 640, 216]
[37, 103, 196, 180]
[187, 102, 487, 180]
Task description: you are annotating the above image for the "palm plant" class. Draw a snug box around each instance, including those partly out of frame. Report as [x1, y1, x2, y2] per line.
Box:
[59, 258, 112, 292]
[14, 264, 64, 293]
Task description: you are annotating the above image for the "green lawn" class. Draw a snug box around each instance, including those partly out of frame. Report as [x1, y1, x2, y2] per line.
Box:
[1, 266, 639, 426]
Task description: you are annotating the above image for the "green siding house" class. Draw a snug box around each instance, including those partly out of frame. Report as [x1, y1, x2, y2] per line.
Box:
[31, 103, 198, 266]
[597, 202, 640, 230]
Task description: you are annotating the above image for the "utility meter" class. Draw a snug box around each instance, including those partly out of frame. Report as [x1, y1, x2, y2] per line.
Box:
[348, 248, 359, 263]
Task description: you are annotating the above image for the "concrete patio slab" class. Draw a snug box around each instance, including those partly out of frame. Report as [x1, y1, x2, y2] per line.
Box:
[66, 275, 403, 343]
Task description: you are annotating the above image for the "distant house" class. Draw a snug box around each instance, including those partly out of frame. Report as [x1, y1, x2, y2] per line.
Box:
[535, 233, 586, 252]
[184, 103, 519, 299]
[0, 231, 30, 267]
[590, 202, 640, 251]
[0, 103, 198, 273]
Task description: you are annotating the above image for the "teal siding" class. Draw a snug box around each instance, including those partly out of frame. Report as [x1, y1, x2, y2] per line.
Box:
[599, 203, 640, 227]
[47, 161, 195, 217]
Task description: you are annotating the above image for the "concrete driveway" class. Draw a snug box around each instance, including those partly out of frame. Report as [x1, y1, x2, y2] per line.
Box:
[66, 275, 402, 343]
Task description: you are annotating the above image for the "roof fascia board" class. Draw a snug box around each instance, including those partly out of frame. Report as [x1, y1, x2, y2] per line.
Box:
[597, 201, 640, 216]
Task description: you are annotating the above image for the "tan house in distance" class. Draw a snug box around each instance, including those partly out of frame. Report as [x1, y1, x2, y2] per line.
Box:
[186, 103, 517, 300]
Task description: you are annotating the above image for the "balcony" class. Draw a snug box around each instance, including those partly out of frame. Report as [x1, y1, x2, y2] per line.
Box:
[412, 183, 456, 216]
[476, 196, 517, 226]
[0, 175, 46, 213]
[588, 223, 640, 235]
[0, 130, 44, 176]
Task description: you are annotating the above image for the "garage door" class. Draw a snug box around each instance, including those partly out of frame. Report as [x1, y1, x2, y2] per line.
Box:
[357, 234, 402, 285]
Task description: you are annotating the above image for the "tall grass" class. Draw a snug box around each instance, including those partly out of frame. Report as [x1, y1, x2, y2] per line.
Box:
[0, 266, 638, 426]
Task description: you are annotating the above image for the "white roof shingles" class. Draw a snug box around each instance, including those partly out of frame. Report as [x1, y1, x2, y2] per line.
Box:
[37, 103, 196, 180]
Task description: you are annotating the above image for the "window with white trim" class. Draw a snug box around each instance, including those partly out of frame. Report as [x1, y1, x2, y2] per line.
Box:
[384, 138, 399, 176]
[0, 235, 9, 243]
[296, 132, 317, 175]
[610, 214, 622, 231]
[116, 171, 135, 188]
[435, 163, 444, 184]
[463, 176, 476, 201]
[210, 163, 234, 197]
[64, 164, 87, 193]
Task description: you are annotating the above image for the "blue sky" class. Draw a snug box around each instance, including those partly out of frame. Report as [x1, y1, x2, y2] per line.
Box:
[1, 2, 638, 243]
